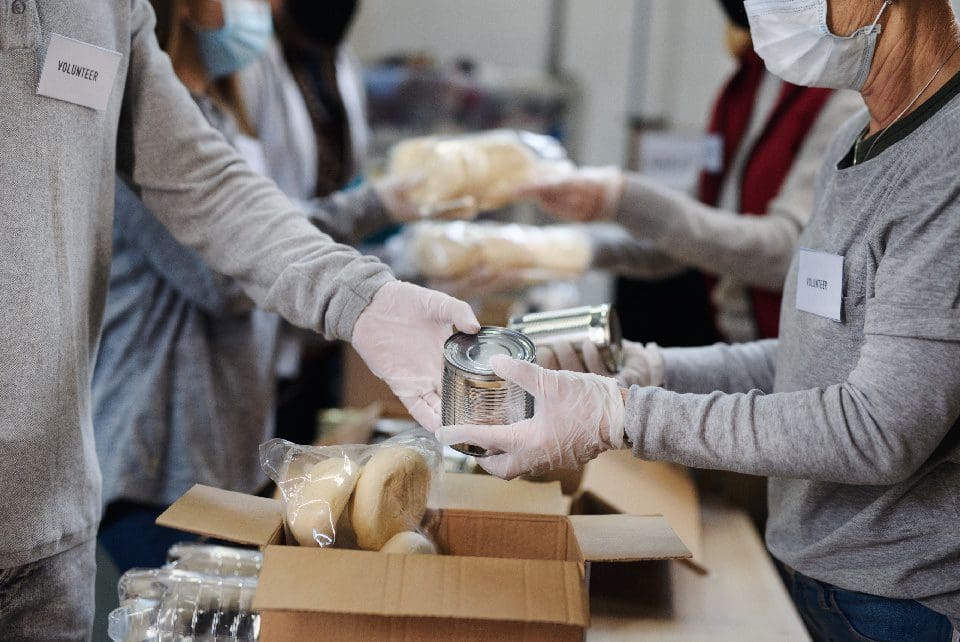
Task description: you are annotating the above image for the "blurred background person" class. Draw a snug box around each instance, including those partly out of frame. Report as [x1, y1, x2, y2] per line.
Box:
[238, 0, 385, 447]
[524, 0, 863, 347]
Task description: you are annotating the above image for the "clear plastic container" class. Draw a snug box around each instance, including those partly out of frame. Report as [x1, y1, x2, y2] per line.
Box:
[110, 569, 259, 641]
[165, 543, 262, 579]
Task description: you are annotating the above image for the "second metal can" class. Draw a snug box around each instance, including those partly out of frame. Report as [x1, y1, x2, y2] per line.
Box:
[508, 304, 623, 373]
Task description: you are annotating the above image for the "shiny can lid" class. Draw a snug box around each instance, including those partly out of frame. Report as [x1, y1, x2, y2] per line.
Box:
[444, 327, 536, 376]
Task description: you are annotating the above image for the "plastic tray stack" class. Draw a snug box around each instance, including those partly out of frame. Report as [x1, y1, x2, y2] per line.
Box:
[108, 545, 263, 642]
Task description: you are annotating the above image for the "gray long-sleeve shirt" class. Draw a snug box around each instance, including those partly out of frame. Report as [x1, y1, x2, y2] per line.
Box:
[623, 103, 960, 620]
[94, 98, 391, 509]
[0, 0, 393, 568]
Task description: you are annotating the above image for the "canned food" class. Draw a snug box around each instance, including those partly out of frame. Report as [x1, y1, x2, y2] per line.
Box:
[441, 327, 535, 457]
[508, 304, 623, 373]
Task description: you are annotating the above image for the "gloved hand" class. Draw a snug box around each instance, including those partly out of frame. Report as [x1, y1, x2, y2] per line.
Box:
[518, 166, 625, 222]
[352, 281, 480, 430]
[435, 355, 626, 479]
[538, 339, 665, 388]
[375, 174, 480, 222]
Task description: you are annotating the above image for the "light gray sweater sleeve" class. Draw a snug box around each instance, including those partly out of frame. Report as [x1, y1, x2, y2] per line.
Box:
[586, 223, 687, 280]
[610, 91, 863, 290]
[117, 0, 393, 342]
[303, 185, 392, 246]
[660, 339, 779, 394]
[626, 333, 960, 485]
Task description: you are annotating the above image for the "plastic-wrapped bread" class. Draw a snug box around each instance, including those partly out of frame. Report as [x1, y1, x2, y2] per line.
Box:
[351, 447, 432, 551]
[286, 457, 361, 547]
[388, 131, 539, 215]
[379, 531, 438, 555]
[408, 221, 592, 281]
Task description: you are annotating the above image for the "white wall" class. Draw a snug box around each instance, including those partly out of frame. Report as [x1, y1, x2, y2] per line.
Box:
[349, 0, 555, 71]
[635, 0, 733, 130]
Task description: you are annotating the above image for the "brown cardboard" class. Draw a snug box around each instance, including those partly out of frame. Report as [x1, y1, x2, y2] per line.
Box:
[260, 612, 582, 642]
[575, 452, 706, 572]
[429, 472, 565, 515]
[156, 485, 283, 546]
[158, 482, 691, 641]
[569, 515, 690, 563]
[253, 542, 588, 625]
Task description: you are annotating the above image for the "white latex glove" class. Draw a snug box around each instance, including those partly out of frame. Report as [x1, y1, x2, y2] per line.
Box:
[435, 355, 625, 479]
[538, 339, 665, 389]
[375, 174, 480, 222]
[352, 281, 480, 430]
[517, 166, 625, 222]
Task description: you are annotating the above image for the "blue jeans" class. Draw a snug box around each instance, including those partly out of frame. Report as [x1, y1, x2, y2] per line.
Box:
[777, 562, 956, 642]
[98, 501, 198, 574]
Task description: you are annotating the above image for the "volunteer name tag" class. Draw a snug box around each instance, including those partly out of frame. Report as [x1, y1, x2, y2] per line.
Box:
[796, 249, 843, 321]
[37, 34, 122, 111]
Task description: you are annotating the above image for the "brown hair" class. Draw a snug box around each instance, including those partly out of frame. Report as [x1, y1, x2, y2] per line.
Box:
[149, 0, 257, 136]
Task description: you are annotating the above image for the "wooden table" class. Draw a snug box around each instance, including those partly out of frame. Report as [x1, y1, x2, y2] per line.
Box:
[588, 504, 811, 641]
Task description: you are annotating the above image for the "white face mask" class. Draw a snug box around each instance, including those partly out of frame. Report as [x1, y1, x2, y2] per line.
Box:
[744, 0, 893, 90]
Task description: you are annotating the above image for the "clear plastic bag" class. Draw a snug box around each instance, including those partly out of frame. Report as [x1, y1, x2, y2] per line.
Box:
[110, 569, 259, 642]
[405, 221, 592, 286]
[259, 430, 443, 551]
[386, 129, 573, 217]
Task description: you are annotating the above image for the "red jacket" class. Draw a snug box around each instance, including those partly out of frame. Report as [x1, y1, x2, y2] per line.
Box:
[698, 51, 833, 338]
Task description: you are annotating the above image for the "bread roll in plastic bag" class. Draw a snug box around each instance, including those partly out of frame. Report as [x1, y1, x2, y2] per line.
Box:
[388, 130, 572, 216]
[407, 221, 592, 282]
[259, 430, 442, 550]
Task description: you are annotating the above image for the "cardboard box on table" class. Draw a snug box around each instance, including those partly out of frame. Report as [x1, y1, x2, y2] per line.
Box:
[157, 475, 691, 641]
[529, 451, 706, 573]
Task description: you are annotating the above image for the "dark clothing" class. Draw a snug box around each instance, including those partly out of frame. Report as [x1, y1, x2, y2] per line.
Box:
[777, 563, 955, 642]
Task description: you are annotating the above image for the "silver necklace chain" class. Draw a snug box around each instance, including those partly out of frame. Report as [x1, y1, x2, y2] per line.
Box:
[854, 42, 960, 165]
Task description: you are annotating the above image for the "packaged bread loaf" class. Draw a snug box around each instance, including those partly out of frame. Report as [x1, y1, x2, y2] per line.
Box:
[260, 431, 442, 550]
[387, 130, 572, 217]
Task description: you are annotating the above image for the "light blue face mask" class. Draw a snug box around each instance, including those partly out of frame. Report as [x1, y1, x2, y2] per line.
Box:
[194, 0, 273, 79]
[745, 0, 894, 90]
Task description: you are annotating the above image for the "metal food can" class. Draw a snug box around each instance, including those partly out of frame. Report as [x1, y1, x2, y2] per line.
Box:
[441, 327, 536, 457]
[508, 304, 623, 373]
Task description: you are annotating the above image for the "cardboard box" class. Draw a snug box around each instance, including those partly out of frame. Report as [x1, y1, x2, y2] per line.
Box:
[527, 453, 705, 572]
[573, 452, 705, 573]
[158, 476, 691, 641]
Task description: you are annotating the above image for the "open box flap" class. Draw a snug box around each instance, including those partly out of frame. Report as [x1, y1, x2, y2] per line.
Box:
[156, 484, 283, 547]
[578, 452, 706, 571]
[253, 546, 589, 627]
[568, 515, 690, 563]
[430, 473, 565, 515]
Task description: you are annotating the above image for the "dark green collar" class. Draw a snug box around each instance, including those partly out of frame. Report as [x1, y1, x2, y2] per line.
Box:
[839, 66, 960, 169]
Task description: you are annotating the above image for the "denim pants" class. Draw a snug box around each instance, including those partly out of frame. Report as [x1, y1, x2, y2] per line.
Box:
[98, 501, 198, 575]
[0, 538, 95, 642]
[777, 562, 957, 642]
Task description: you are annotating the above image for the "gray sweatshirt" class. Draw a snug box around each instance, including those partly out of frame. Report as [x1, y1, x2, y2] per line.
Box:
[0, 0, 393, 567]
[623, 102, 960, 620]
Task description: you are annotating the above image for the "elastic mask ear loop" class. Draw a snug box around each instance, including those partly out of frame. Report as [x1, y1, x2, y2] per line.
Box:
[869, 0, 894, 32]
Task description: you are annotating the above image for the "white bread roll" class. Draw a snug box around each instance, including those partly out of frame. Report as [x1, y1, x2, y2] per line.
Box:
[379, 531, 438, 555]
[286, 457, 361, 547]
[351, 447, 432, 551]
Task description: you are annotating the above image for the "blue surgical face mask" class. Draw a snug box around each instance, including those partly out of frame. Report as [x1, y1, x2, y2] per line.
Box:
[744, 0, 893, 90]
[194, 0, 273, 79]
